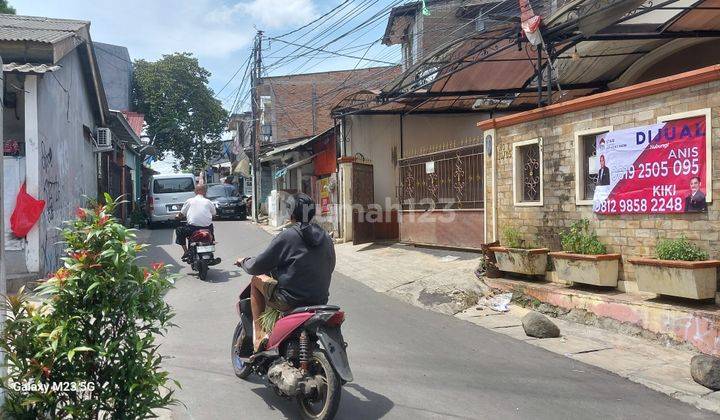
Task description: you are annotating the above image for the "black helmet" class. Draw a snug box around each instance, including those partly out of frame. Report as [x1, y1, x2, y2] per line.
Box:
[287, 192, 316, 224]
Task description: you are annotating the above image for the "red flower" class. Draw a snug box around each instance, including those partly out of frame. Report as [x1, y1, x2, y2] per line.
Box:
[76, 208, 87, 219]
[54, 268, 70, 280]
[143, 268, 151, 280]
[41, 366, 51, 379]
[95, 205, 106, 215]
[98, 215, 110, 226]
[151, 262, 165, 271]
[72, 250, 89, 262]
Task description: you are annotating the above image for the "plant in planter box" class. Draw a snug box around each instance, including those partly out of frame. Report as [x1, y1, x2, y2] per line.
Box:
[488, 227, 549, 276]
[0, 194, 177, 418]
[629, 236, 719, 300]
[656, 236, 709, 261]
[550, 219, 621, 287]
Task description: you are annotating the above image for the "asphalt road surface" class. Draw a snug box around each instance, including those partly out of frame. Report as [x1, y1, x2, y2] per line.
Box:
[144, 220, 717, 420]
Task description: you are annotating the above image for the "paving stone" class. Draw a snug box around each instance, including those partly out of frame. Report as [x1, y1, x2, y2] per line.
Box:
[468, 314, 523, 329]
[570, 348, 667, 375]
[628, 363, 714, 397]
[530, 335, 612, 355]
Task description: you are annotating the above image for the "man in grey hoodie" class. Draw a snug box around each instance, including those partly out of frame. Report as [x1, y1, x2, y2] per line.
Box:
[236, 193, 336, 351]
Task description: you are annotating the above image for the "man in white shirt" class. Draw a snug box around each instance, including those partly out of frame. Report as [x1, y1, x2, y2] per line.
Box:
[175, 184, 217, 259]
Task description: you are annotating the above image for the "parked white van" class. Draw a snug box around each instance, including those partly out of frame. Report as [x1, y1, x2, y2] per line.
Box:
[147, 173, 196, 226]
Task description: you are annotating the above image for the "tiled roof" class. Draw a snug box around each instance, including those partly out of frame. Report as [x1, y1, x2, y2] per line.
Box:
[0, 14, 88, 44]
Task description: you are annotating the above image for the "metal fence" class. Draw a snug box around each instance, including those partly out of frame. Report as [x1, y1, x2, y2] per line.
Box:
[398, 145, 484, 210]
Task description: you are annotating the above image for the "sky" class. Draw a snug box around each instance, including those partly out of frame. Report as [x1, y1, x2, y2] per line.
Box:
[11, 0, 401, 173]
[12, 0, 400, 114]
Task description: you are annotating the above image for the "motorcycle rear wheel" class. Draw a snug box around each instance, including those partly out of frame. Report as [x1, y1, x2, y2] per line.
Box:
[297, 351, 341, 420]
[198, 260, 209, 280]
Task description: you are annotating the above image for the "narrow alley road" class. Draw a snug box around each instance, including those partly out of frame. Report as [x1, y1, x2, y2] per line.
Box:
[143, 221, 716, 420]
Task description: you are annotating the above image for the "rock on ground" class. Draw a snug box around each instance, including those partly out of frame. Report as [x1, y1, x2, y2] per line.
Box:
[691, 354, 720, 390]
[522, 311, 561, 338]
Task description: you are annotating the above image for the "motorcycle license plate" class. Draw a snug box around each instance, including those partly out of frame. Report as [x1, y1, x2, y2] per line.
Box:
[196, 245, 215, 253]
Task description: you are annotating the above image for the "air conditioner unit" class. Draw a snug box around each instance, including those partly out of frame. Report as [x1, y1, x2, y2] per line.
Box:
[95, 127, 112, 151]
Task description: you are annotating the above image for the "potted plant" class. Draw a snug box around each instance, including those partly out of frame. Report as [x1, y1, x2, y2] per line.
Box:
[628, 236, 720, 300]
[549, 219, 621, 287]
[489, 227, 549, 276]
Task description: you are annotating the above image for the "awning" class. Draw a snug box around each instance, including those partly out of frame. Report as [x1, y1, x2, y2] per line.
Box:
[3, 62, 61, 74]
[265, 137, 315, 157]
[263, 127, 335, 158]
[109, 110, 142, 147]
[273, 154, 318, 179]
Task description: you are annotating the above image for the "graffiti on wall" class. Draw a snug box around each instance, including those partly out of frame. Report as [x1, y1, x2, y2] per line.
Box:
[40, 137, 62, 273]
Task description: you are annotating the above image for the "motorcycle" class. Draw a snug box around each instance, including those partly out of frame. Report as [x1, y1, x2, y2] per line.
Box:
[181, 222, 221, 281]
[231, 283, 352, 420]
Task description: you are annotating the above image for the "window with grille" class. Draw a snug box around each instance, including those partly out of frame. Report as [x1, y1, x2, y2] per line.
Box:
[574, 127, 612, 205]
[513, 139, 543, 206]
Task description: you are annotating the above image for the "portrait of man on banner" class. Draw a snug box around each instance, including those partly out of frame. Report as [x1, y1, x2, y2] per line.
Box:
[685, 176, 707, 212]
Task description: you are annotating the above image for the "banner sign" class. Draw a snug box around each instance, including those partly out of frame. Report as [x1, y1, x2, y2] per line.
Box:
[592, 116, 708, 214]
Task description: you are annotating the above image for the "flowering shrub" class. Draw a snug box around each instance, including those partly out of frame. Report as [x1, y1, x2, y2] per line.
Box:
[1, 194, 177, 418]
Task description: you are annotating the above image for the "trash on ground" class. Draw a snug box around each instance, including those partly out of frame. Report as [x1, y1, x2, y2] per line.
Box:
[477, 292, 512, 312]
[438, 255, 460, 262]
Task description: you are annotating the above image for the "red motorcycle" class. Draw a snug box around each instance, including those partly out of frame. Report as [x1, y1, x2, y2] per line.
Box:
[185, 226, 220, 281]
[231, 283, 352, 420]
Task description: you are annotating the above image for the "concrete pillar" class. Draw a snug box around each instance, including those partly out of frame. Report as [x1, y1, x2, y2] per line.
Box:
[24, 75, 40, 273]
[338, 160, 353, 242]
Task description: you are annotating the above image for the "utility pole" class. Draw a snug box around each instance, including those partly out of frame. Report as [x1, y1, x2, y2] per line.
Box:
[250, 30, 263, 221]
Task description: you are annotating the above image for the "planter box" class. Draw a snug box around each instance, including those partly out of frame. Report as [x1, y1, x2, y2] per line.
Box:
[489, 247, 549, 276]
[549, 252, 621, 287]
[628, 258, 720, 300]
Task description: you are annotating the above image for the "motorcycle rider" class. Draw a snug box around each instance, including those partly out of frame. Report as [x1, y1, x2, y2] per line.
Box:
[175, 183, 216, 261]
[236, 193, 336, 352]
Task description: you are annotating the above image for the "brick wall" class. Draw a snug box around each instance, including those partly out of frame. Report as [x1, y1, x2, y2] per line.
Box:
[259, 66, 400, 142]
[487, 80, 720, 290]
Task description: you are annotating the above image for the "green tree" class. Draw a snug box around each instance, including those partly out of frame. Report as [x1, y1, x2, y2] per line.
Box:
[132, 53, 228, 169]
[0, 1, 16, 14]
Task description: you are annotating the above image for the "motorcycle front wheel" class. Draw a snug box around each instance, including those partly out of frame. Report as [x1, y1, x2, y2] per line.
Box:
[297, 351, 341, 420]
[230, 321, 252, 379]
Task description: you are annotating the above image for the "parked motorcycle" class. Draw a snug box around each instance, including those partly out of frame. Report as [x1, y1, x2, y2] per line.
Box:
[231, 283, 352, 420]
[182, 223, 221, 280]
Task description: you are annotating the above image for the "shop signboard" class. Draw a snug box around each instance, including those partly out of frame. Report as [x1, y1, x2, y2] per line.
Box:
[319, 177, 330, 214]
[593, 116, 708, 214]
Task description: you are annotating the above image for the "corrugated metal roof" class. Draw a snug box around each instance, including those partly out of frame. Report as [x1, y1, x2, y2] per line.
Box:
[0, 14, 88, 44]
[3, 62, 61, 73]
[121, 111, 145, 136]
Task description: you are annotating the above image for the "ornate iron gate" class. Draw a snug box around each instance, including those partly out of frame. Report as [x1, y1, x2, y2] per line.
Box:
[399, 145, 484, 210]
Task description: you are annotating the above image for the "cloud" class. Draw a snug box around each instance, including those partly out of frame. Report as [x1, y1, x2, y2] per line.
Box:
[13, 0, 257, 59]
[221, 0, 317, 30]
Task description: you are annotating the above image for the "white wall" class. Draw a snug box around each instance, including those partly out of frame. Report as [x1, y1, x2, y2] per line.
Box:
[346, 114, 401, 205]
[35, 49, 99, 274]
[402, 113, 486, 155]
